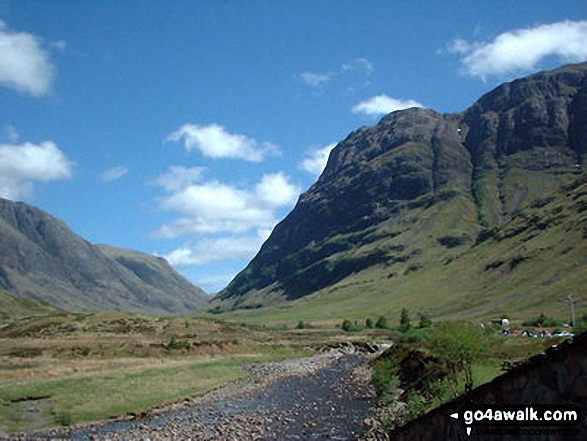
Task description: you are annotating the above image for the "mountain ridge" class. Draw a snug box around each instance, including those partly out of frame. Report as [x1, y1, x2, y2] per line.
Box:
[212, 62, 587, 317]
[0, 198, 208, 314]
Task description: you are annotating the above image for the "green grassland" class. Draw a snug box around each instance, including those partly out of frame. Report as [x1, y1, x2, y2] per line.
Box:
[0, 313, 318, 433]
[210, 177, 587, 327]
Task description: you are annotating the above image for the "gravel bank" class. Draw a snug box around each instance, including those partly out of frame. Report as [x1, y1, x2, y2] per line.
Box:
[10, 347, 380, 440]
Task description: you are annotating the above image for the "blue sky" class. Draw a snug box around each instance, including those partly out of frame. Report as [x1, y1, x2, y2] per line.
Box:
[1, 1, 586, 294]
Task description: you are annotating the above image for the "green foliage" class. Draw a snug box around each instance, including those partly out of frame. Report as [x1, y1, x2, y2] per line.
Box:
[429, 322, 490, 393]
[164, 335, 191, 351]
[419, 315, 432, 329]
[365, 318, 373, 329]
[341, 319, 363, 332]
[296, 321, 305, 329]
[375, 316, 389, 329]
[399, 308, 411, 332]
[396, 327, 430, 344]
[404, 389, 426, 420]
[372, 358, 399, 404]
[522, 313, 560, 328]
[55, 409, 72, 426]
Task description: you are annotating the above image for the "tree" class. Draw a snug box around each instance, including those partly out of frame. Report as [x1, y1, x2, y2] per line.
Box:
[365, 318, 374, 329]
[375, 316, 389, 329]
[399, 308, 411, 332]
[429, 322, 489, 394]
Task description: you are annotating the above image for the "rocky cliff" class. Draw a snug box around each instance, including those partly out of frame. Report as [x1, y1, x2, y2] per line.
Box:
[214, 63, 587, 314]
[0, 199, 208, 314]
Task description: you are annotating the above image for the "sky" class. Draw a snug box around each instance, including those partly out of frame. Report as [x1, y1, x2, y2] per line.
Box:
[1, 1, 586, 294]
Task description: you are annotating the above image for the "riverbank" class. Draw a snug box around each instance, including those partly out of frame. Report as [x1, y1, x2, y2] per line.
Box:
[9, 345, 381, 440]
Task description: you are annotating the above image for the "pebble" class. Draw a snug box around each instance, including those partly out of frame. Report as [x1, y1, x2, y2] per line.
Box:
[13, 347, 384, 440]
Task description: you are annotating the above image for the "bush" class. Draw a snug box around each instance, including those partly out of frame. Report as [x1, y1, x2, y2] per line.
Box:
[55, 409, 72, 426]
[399, 308, 411, 332]
[522, 313, 560, 328]
[365, 318, 374, 329]
[372, 358, 399, 404]
[397, 327, 430, 344]
[375, 316, 389, 329]
[341, 319, 363, 332]
[419, 315, 432, 329]
[404, 389, 426, 420]
[296, 321, 306, 329]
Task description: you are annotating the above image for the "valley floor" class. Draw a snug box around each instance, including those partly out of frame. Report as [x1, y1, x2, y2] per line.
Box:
[15, 350, 377, 440]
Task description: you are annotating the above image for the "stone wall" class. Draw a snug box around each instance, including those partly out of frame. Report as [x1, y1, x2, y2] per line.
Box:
[391, 332, 587, 440]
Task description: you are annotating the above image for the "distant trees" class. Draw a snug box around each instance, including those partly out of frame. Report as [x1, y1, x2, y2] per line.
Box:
[399, 308, 411, 332]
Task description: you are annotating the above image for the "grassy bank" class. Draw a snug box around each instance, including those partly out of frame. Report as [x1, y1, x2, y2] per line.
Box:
[0, 313, 313, 433]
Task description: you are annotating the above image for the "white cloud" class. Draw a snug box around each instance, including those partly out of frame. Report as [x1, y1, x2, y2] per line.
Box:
[300, 143, 336, 177]
[166, 123, 280, 162]
[2, 125, 19, 143]
[163, 234, 266, 267]
[153, 169, 301, 238]
[0, 20, 56, 96]
[153, 166, 207, 191]
[99, 165, 129, 183]
[342, 58, 374, 75]
[449, 20, 587, 80]
[299, 71, 331, 87]
[0, 140, 74, 200]
[352, 94, 424, 116]
[254, 172, 300, 208]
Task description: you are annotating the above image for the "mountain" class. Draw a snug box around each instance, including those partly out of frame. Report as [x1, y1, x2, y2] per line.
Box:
[0, 199, 208, 314]
[212, 63, 587, 320]
[0, 288, 62, 323]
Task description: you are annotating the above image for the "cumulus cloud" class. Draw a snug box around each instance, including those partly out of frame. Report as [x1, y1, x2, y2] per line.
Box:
[352, 94, 424, 116]
[153, 169, 301, 238]
[166, 123, 280, 162]
[99, 165, 129, 183]
[448, 20, 587, 80]
[162, 234, 266, 267]
[300, 143, 336, 177]
[0, 20, 56, 96]
[0, 140, 74, 200]
[299, 71, 331, 87]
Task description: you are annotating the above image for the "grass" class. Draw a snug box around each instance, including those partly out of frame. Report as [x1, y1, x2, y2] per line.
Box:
[0, 358, 246, 431]
[0, 313, 314, 433]
[210, 177, 587, 327]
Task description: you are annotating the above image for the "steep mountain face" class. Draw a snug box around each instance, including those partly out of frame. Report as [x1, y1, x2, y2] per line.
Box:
[0, 199, 208, 314]
[214, 63, 587, 312]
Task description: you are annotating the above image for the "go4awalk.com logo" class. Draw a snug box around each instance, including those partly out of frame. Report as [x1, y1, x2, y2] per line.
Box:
[450, 404, 580, 437]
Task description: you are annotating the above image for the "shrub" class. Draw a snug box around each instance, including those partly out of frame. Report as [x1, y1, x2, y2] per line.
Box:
[341, 319, 363, 332]
[365, 318, 374, 329]
[372, 358, 399, 404]
[419, 315, 432, 329]
[522, 313, 560, 328]
[399, 308, 411, 332]
[296, 321, 305, 329]
[375, 316, 389, 329]
[404, 389, 426, 420]
[55, 409, 72, 426]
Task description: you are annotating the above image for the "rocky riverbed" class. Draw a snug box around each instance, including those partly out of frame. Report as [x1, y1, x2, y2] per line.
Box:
[9, 345, 383, 440]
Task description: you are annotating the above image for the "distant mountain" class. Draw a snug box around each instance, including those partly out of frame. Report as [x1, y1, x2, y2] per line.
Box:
[0, 199, 208, 314]
[212, 63, 587, 320]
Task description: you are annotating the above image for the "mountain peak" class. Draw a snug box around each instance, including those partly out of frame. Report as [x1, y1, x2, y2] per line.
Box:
[213, 63, 587, 311]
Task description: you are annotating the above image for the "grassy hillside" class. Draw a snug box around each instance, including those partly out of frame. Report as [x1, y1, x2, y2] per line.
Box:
[0, 289, 61, 323]
[209, 176, 587, 326]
